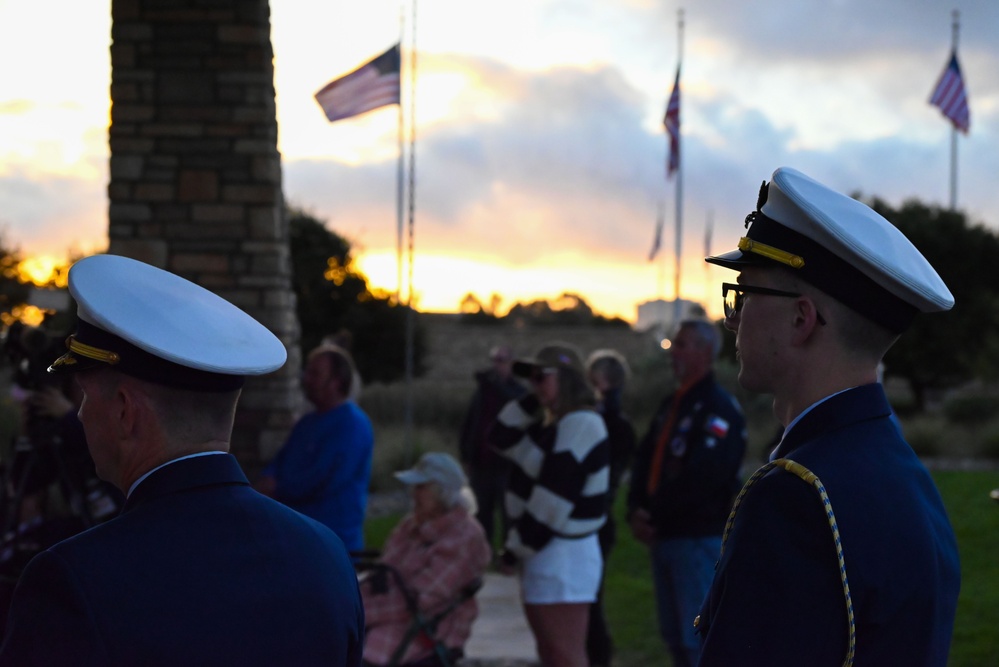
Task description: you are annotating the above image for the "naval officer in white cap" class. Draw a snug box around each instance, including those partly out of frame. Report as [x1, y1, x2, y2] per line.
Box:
[695, 167, 960, 667]
[0, 255, 363, 666]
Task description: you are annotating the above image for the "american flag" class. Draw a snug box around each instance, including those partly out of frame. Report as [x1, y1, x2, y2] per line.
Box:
[315, 45, 401, 123]
[663, 66, 681, 179]
[929, 52, 970, 134]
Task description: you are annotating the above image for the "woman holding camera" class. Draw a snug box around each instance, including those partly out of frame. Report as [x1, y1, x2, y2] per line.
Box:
[490, 342, 609, 667]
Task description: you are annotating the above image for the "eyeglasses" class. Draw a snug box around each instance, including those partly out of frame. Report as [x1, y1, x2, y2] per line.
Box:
[530, 367, 558, 383]
[722, 282, 826, 325]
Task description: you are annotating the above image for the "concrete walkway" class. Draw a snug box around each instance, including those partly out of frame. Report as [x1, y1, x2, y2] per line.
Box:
[460, 572, 538, 666]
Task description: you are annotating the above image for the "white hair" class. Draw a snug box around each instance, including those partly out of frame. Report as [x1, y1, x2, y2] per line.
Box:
[435, 482, 478, 515]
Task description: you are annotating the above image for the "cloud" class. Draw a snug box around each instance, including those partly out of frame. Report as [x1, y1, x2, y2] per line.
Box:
[0, 167, 106, 255]
[284, 40, 999, 302]
[285, 58, 666, 264]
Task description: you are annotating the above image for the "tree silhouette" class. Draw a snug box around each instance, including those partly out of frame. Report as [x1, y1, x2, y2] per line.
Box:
[504, 292, 628, 327]
[868, 198, 999, 410]
[288, 206, 424, 383]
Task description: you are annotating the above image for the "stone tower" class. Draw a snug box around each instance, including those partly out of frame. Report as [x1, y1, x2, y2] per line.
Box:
[107, 0, 300, 476]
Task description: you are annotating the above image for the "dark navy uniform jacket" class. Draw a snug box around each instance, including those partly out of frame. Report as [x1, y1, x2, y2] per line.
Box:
[0, 454, 363, 666]
[697, 384, 960, 666]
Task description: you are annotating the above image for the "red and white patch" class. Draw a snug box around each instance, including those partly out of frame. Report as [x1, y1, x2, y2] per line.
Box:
[706, 416, 729, 439]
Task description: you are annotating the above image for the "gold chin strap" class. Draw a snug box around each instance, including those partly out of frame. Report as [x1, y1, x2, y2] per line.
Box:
[64, 335, 121, 365]
[739, 237, 806, 269]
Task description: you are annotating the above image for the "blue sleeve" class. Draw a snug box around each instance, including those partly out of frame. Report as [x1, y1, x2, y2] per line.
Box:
[270, 408, 373, 505]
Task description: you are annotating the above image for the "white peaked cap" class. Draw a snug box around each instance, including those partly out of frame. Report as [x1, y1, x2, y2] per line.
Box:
[49, 255, 287, 390]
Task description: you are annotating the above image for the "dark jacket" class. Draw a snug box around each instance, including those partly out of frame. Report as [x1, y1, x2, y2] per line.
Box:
[0, 454, 363, 667]
[596, 389, 636, 551]
[697, 384, 961, 667]
[627, 372, 746, 538]
[459, 369, 526, 467]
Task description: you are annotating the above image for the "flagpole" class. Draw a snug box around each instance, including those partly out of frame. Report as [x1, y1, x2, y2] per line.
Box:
[949, 9, 959, 211]
[656, 199, 666, 300]
[672, 9, 684, 331]
[704, 208, 713, 297]
[396, 10, 405, 302]
[655, 198, 666, 342]
[403, 0, 418, 464]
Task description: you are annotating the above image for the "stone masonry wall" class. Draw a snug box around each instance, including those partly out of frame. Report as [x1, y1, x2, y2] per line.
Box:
[108, 0, 300, 476]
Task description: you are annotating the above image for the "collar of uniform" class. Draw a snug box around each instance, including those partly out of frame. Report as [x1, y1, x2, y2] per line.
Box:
[772, 384, 893, 459]
[123, 452, 247, 513]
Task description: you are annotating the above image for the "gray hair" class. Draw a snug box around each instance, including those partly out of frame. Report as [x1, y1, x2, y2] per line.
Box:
[676, 319, 722, 358]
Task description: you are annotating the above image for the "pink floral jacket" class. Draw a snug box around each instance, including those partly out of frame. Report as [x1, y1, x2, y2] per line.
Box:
[362, 507, 491, 665]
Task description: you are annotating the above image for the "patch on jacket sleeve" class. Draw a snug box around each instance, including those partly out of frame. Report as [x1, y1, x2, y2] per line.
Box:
[706, 415, 729, 439]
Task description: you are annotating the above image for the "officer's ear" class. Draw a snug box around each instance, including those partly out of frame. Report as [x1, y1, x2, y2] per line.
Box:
[789, 296, 825, 347]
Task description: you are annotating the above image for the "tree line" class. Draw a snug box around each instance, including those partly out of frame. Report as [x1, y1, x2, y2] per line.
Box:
[0, 197, 994, 406]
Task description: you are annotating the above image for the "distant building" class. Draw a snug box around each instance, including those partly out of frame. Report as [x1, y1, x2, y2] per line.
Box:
[635, 298, 706, 334]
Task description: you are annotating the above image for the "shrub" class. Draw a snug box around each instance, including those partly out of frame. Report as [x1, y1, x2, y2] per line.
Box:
[975, 425, 999, 460]
[902, 416, 947, 457]
[943, 393, 999, 425]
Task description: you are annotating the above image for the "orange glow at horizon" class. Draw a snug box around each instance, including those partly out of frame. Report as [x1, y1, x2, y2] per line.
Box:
[16, 255, 69, 288]
[0, 305, 49, 328]
[353, 249, 726, 323]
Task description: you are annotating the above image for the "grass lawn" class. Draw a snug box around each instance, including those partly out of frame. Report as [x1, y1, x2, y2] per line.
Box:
[364, 469, 999, 667]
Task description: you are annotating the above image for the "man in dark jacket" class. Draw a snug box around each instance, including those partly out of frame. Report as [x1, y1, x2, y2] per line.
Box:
[0, 255, 363, 666]
[628, 320, 746, 667]
[458, 344, 525, 548]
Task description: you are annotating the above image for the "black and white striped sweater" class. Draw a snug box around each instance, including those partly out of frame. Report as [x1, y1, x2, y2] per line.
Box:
[490, 394, 610, 559]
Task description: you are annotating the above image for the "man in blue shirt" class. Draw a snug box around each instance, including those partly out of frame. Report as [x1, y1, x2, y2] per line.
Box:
[257, 344, 374, 552]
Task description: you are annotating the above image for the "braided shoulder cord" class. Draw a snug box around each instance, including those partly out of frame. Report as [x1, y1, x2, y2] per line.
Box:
[719, 458, 856, 667]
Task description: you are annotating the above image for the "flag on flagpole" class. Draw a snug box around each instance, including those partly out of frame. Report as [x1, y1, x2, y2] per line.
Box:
[315, 44, 401, 123]
[929, 51, 970, 134]
[663, 66, 681, 179]
[648, 202, 665, 262]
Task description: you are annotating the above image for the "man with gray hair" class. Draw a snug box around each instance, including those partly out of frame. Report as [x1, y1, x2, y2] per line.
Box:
[256, 343, 374, 553]
[627, 319, 746, 667]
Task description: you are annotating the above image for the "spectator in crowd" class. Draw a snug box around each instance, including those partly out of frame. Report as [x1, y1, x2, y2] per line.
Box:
[361, 452, 491, 667]
[256, 343, 374, 552]
[584, 349, 636, 667]
[0, 254, 362, 665]
[490, 342, 609, 667]
[697, 166, 960, 665]
[458, 344, 526, 550]
[627, 320, 746, 667]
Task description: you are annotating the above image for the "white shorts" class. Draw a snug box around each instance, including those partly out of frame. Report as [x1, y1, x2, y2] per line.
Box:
[520, 534, 602, 605]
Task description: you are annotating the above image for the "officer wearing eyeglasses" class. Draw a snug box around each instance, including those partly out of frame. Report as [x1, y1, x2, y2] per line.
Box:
[695, 167, 960, 667]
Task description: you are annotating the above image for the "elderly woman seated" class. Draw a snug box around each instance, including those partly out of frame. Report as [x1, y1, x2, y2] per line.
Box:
[361, 452, 492, 667]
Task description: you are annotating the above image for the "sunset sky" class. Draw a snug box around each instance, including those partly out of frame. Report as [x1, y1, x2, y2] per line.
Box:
[1, 1, 997, 322]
